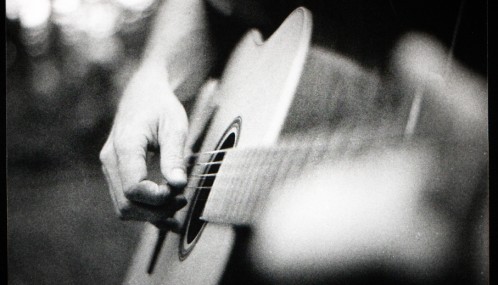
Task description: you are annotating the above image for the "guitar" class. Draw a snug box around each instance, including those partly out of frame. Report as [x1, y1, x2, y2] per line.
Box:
[125, 7, 487, 285]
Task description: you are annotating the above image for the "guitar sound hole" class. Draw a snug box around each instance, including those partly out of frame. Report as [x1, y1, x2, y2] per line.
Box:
[185, 136, 232, 244]
[180, 118, 240, 259]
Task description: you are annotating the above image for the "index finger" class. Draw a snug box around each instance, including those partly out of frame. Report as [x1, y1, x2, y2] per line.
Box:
[114, 134, 171, 206]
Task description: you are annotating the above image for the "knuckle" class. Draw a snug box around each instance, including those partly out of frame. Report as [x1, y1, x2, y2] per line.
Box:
[145, 184, 170, 205]
[114, 139, 137, 155]
[113, 140, 133, 154]
[171, 112, 188, 132]
[161, 151, 184, 163]
[99, 146, 112, 165]
[163, 105, 188, 131]
[114, 135, 146, 156]
[160, 124, 187, 144]
[172, 127, 188, 142]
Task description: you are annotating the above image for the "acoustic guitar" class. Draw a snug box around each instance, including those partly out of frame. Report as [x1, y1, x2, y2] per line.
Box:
[124, 7, 487, 285]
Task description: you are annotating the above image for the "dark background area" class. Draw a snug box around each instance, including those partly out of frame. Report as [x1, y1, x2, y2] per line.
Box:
[6, 0, 487, 284]
[7, 1, 160, 284]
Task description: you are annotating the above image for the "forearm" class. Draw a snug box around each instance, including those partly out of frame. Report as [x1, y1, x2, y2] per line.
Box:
[141, 0, 216, 101]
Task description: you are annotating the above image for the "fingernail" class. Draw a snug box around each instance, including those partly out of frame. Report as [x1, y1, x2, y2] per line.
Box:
[169, 168, 187, 186]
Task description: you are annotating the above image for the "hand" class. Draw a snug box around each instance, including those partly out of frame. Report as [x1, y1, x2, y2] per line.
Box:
[250, 33, 487, 284]
[100, 65, 189, 232]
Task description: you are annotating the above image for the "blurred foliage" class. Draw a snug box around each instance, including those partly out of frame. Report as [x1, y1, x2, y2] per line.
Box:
[7, 0, 160, 170]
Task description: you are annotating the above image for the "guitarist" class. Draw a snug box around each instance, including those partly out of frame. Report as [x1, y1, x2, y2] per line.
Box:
[100, 0, 487, 283]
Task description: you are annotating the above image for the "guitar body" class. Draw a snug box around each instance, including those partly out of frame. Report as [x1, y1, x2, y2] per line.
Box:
[124, 5, 487, 285]
[126, 8, 313, 285]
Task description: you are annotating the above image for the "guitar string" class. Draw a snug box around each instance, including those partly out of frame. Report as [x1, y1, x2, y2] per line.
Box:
[28, 135, 465, 187]
[169, 138, 348, 216]
[168, 134, 413, 215]
[180, 131, 406, 165]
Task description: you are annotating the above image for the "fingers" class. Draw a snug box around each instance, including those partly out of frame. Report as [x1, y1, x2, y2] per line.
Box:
[122, 194, 188, 222]
[158, 99, 189, 188]
[111, 128, 172, 206]
[152, 218, 183, 234]
[99, 67, 192, 232]
[100, 133, 188, 227]
[151, 196, 190, 233]
[125, 182, 170, 206]
[100, 138, 129, 214]
[113, 134, 148, 197]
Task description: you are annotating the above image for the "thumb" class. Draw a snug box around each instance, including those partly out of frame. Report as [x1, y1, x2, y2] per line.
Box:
[159, 99, 189, 188]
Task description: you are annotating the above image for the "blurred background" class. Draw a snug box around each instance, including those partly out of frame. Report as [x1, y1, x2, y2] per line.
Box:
[7, 0, 162, 284]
